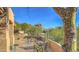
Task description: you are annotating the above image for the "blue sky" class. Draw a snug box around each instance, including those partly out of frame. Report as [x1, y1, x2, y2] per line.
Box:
[12, 7, 79, 29]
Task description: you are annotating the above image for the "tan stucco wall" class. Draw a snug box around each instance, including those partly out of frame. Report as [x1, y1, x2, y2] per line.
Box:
[8, 8, 15, 51]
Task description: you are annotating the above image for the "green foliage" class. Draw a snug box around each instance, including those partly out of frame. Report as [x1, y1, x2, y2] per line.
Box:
[15, 22, 43, 36]
[48, 27, 64, 45]
[15, 22, 31, 32]
[21, 23, 31, 31]
[15, 22, 64, 45]
[27, 25, 43, 36]
[77, 27, 79, 51]
[15, 22, 21, 30]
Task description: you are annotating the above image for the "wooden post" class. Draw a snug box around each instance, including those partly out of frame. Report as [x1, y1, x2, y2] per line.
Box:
[5, 8, 15, 52]
[6, 26, 10, 52]
[8, 8, 15, 51]
[6, 8, 10, 51]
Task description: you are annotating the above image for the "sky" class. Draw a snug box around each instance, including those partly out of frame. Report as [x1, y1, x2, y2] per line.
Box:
[12, 7, 79, 29]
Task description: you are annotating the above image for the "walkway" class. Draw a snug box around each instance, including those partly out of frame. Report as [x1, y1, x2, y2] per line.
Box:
[12, 38, 53, 52]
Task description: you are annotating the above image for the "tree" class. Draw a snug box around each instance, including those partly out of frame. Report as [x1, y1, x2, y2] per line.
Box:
[21, 23, 31, 32]
[14, 22, 21, 30]
[27, 24, 43, 36]
[53, 7, 77, 52]
[77, 27, 79, 51]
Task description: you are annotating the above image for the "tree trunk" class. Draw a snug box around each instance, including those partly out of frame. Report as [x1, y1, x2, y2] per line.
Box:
[64, 8, 77, 52]
[70, 8, 77, 52]
[53, 7, 77, 52]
